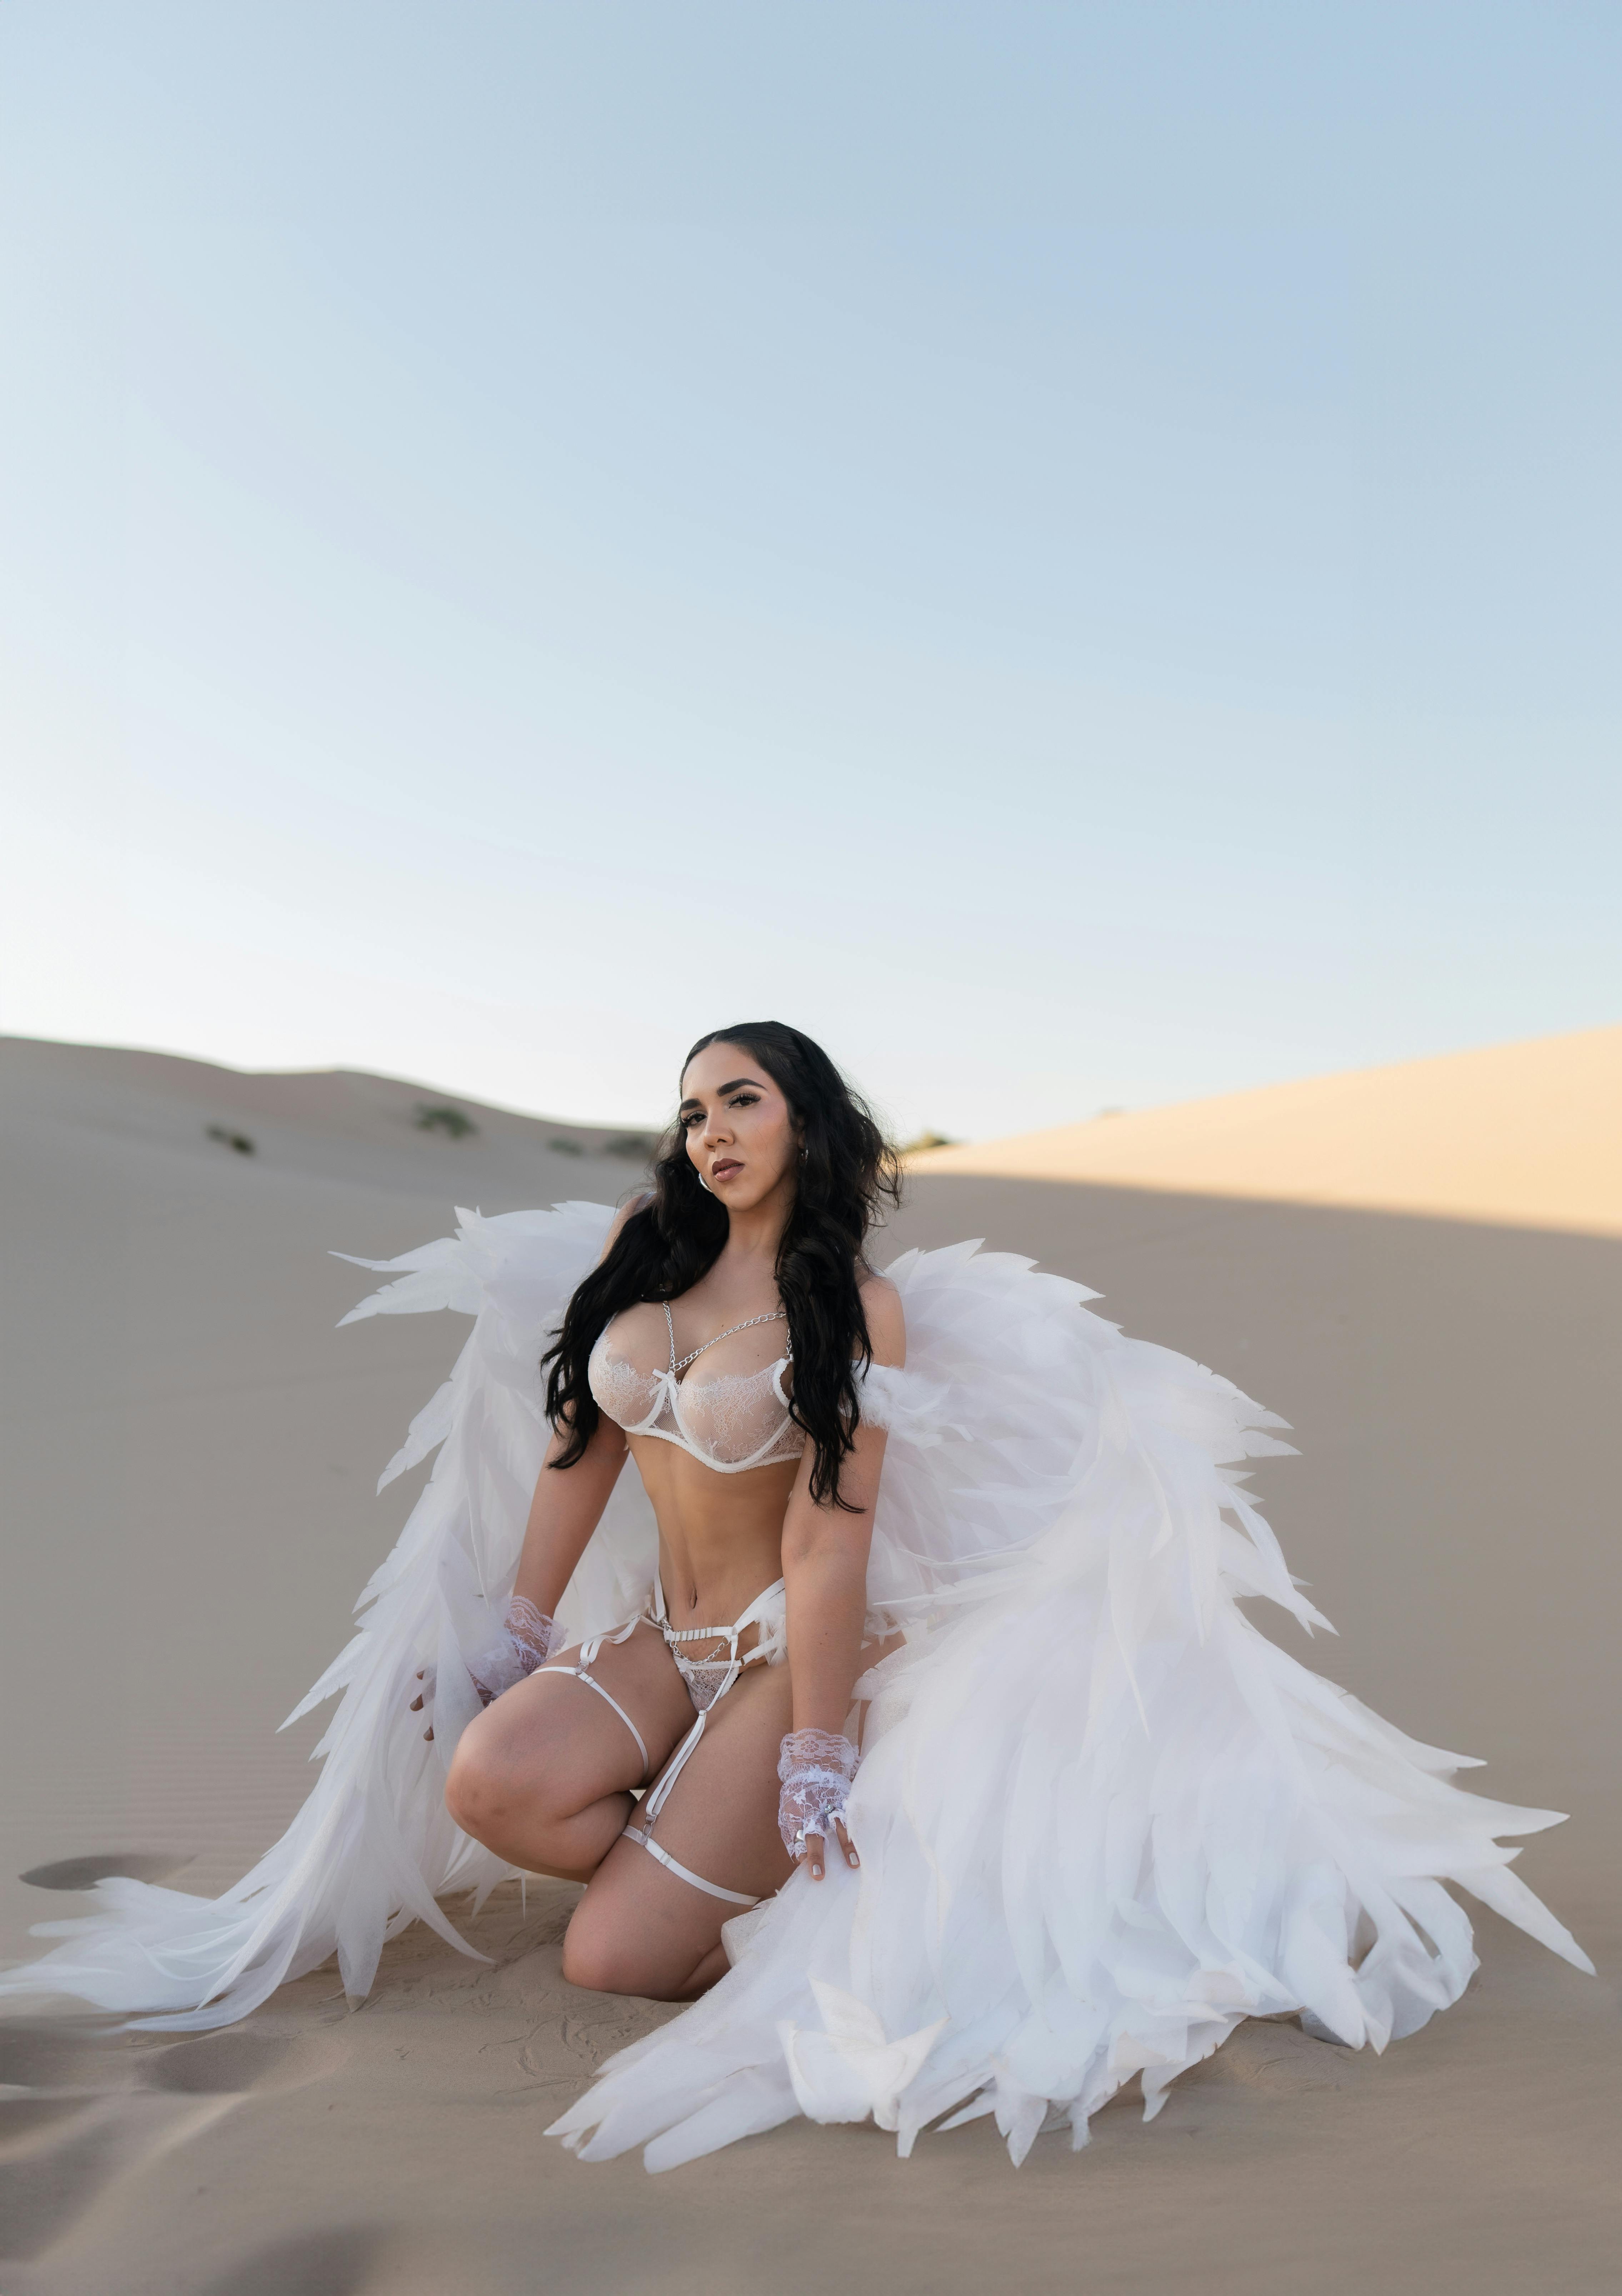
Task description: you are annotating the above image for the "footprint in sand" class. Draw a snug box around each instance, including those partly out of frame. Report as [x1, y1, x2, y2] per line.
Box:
[138, 2031, 341, 2097]
[195, 2224, 393, 2296]
[0, 2099, 164, 2262]
[20, 1851, 192, 1891]
[0, 2019, 122, 2092]
[0, 2094, 96, 2154]
[0, 2025, 345, 2262]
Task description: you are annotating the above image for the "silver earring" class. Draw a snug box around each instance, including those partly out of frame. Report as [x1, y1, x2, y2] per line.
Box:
[698, 1172, 713, 1194]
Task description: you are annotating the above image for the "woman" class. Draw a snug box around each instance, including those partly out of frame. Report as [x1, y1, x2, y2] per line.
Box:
[436, 1022, 907, 1999]
[2, 1022, 1592, 2171]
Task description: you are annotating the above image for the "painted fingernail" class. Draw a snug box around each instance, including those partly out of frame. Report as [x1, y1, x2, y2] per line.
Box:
[424, 1728, 434, 1741]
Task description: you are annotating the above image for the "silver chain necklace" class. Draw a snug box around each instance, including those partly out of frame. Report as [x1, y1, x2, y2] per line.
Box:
[665, 1302, 789, 1375]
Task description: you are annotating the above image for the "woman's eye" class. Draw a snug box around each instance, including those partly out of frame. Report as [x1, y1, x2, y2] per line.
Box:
[729, 1093, 760, 1110]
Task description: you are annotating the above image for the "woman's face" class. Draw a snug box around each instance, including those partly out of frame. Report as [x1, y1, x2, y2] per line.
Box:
[678, 1040, 800, 1214]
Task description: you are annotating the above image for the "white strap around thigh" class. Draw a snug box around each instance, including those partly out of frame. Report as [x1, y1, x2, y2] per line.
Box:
[544, 1668, 649, 1780]
[621, 1824, 761, 1908]
[543, 1612, 651, 1780]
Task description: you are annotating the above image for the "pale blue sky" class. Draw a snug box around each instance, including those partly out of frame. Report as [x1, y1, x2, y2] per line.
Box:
[2, 4, 1617, 1136]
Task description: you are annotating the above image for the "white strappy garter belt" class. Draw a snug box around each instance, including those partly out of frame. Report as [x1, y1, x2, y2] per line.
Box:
[544, 1572, 786, 1909]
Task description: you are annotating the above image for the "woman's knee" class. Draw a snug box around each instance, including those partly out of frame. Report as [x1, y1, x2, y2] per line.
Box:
[563, 1919, 652, 1993]
[443, 1731, 504, 1840]
[444, 1709, 589, 1856]
[443, 1722, 544, 1843]
[561, 1904, 672, 1998]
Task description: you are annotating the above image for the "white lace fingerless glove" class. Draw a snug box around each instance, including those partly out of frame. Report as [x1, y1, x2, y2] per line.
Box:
[777, 1729, 860, 1857]
[468, 1596, 556, 1706]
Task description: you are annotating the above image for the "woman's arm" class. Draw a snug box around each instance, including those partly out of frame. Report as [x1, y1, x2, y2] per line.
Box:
[510, 1413, 629, 1619]
[511, 1192, 644, 1617]
[412, 1412, 629, 1730]
[427, 1199, 638, 1723]
[779, 1274, 905, 1876]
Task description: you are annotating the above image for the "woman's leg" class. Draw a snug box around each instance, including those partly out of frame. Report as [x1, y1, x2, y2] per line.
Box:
[561, 1657, 797, 2001]
[445, 1627, 695, 1881]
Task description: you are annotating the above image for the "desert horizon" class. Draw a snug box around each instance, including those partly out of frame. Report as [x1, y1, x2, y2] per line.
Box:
[14, 1015, 1622, 1227]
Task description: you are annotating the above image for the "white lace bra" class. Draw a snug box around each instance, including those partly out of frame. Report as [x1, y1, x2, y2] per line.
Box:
[588, 1301, 806, 1473]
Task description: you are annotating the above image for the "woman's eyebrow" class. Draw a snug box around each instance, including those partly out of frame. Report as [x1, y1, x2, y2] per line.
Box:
[679, 1076, 764, 1112]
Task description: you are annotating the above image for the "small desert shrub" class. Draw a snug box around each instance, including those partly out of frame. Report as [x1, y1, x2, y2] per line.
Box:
[415, 1105, 478, 1140]
[206, 1125, 255, 1156]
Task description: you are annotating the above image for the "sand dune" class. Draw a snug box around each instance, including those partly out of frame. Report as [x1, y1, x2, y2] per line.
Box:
[1, 1035, 1615, 2295]
[912, 1025, 1622, 1237]
[0, 1034, 663, 1199]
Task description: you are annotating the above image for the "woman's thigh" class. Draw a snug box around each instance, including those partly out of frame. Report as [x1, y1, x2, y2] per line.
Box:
[450, 1623, 697, 1815]
[562, 1659, 796, 1995]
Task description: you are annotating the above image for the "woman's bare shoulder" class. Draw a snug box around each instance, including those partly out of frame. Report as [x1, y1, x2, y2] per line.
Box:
[859, 1268, 906, 1367]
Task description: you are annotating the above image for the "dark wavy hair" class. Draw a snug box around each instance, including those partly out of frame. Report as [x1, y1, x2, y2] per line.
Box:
[542, 1022, 901, 1509]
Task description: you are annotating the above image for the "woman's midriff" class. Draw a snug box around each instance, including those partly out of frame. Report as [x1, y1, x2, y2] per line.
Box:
[626, 1435, 799, 1643]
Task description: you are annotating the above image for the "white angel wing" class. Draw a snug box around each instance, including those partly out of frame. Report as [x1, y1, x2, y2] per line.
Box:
[550, 1237, 1593, 2171]
[862, 1241, 1315, 1661]
[2, 1201, 649, 2031]
[326, 1202, 659, 1659]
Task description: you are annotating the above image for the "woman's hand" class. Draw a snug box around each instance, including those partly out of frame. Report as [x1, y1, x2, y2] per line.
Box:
[778, 1729, 861, 1882]
[468, 1596, 556, 1702]
[406, 1597, 556, 1741]
[801, 1815, 858, 1883]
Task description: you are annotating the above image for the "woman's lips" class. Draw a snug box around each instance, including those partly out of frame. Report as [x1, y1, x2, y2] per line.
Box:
[711, 1160, 742, 1181]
